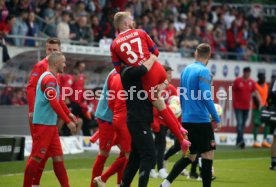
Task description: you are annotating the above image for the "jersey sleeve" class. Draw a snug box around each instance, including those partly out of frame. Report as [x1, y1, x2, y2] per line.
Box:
[141, 30, 159, 57]
[26, 64, 45, 112]
[110, 43, 123, 73]
[199, 68, 220, 123]
[41, 75, 71, 123]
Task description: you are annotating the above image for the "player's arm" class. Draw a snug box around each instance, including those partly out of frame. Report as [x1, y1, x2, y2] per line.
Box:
[26, 64, 45, 114]
[110, 43, 123, 73]
[199, 69, 220, 123]
[121, 54, 156, 79]
[59, 97, 77, 123]
[107, 76, 115, 111]
[143, 30, 159, 57]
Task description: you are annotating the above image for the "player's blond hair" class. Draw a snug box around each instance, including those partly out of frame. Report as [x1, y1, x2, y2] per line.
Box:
[113, 11, 131, 29]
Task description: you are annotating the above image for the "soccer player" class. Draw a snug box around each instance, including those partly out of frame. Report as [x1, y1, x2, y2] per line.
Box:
[151, 65, 177, 179]
[93, 69, 131, 187]
[26, 38, 77, 186]
[23, 52, 76, 187]
[160, 43, 221, 187]
[111, 11, 189, 154]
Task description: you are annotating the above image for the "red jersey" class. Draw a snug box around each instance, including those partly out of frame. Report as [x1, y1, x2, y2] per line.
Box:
[233, 77, 256, 110]
[27, 58, 61, 113]
[60, 73, 74, 96]
[70, 73, 85, 103]
[107, 70, 126, 119]
[111, 29, 159, 73]
[27, 58, 48, 113]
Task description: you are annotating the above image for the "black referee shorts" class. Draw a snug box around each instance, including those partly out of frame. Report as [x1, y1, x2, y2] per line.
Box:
[182, 123, 216, 155]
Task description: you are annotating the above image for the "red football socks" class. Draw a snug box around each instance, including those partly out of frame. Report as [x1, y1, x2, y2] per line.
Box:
[159, 107, 184, 142]
[23, 159, 40, 187]
[53, 161, 70, 187]
[91, 154, 107, 187]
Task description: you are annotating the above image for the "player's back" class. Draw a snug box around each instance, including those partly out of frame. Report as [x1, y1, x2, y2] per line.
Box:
[111, 29, 154, 66]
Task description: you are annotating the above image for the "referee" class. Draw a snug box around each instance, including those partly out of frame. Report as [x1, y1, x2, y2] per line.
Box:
[120, 55, 157, 187]
[160, 43, 221, 187]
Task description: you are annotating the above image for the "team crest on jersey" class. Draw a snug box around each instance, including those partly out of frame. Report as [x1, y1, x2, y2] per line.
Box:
[40, 148, 47, 154]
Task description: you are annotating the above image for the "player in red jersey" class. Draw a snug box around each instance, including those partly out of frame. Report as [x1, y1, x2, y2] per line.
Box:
[23, 52, 76, 187]
[94, 70, 131, 187]
[26, 38, 77, 186]
[111, 12, 189, 154]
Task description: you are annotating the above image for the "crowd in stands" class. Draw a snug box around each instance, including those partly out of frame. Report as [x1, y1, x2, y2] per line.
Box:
[0, 0, 275, 62]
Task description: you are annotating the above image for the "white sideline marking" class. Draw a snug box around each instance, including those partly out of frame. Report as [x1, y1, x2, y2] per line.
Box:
[0, 157, 268, 177]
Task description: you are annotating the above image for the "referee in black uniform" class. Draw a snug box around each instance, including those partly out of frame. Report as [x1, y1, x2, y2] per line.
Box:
[120, 55, 157, 187]
[160, 43, 221, 187]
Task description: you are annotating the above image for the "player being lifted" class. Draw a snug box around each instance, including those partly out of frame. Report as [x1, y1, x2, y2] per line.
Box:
[110, 11, 190, 153]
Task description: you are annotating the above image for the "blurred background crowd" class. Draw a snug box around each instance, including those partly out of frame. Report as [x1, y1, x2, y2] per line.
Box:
[0, 0, 275, 62]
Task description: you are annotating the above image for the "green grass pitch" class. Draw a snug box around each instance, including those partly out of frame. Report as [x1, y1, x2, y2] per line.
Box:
[0, 146, 275, 187]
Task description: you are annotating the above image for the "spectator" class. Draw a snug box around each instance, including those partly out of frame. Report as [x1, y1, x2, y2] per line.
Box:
[0, 0, 9, 23]
[259, 35, 274, 62]
[6, 0, 20, 16]
[90, 15, 102, 42]
[11, 10, 28, 46]
[25, 11, 38, 46]
[70, 15, 93, 45]
[57, 11, 71, 42]
[43, 0, 57, 37]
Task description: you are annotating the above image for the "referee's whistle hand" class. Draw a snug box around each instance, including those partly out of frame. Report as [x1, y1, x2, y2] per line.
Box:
[214, 122, 222, 132]
[67, 121, 77, 134]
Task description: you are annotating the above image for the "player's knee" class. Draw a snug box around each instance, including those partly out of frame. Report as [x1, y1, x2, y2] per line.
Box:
[201, 150, 214, 160]
[99, 149, 109, 157]
[32, 156, 42, 163]
[52, 155, 64, 162]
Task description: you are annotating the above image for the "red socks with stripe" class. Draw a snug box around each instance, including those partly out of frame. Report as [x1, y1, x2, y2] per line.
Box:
[91, 154, 108, 187]
[53, 161, 70, 187]
[23, 159, 40, 187]
[159, 107, 184, 142]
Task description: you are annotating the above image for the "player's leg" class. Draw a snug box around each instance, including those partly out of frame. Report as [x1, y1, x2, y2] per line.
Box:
[50, 127, 70, 187]
[164, 136, 181, 162]
[160, 123, 196, 187]
[240, 110, 249, 148]
[199, 123, 216, 187]
[32, 153, 49, 186]
[262, 122, 271, 148]
[23, 125, 55, 187]
[91, 119, 114, 187]
[155, 125, 168, 178]
[252, 109, 262, 148]
[98, 121, 131, 185]
[160, 154, 196, 187]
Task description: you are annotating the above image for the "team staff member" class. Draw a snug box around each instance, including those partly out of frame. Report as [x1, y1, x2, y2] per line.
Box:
[23, 52, 76, 187]
[160, 43, 221, 187]
[26, 38, 76, 186]
[119, 54, 157, 187]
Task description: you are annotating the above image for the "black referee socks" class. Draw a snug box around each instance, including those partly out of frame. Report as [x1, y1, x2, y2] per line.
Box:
[167, 157, 192, 183]
[201, 159, 213, 187]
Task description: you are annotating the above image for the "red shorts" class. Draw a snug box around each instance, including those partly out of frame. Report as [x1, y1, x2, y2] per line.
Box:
[98, 119, 114, 151]
[141, 62, 167, 101]
[31, 125, 63, 159]
[113, 114, 131, 153]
